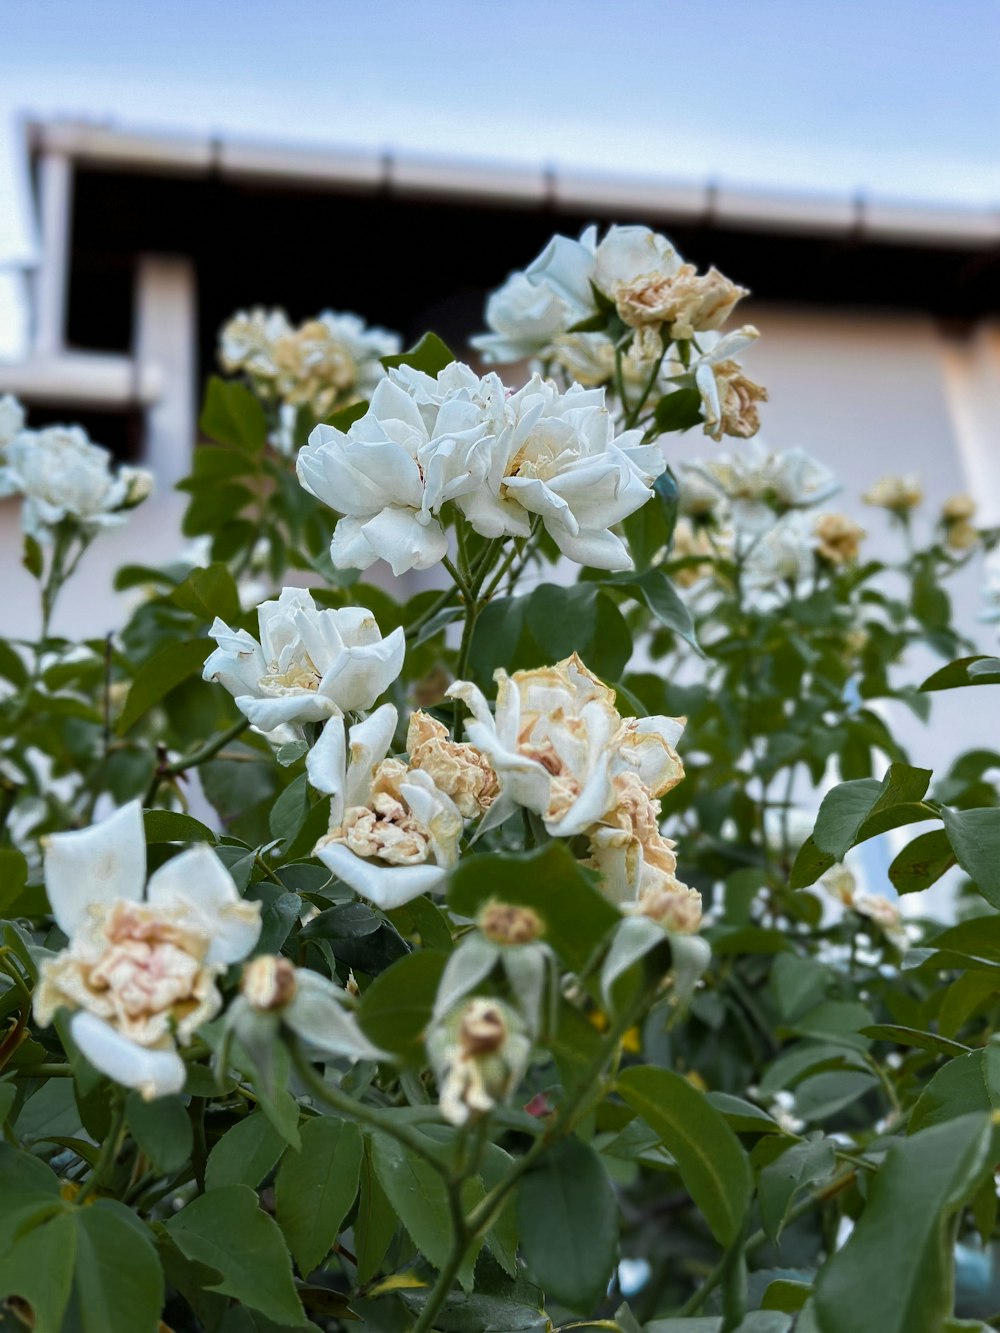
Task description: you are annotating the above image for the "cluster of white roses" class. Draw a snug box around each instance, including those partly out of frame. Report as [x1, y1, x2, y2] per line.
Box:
[0, 394, 153, 541]
[296, 361, 668, 574]
[672, 441, 866, 593]
[472, 223, 766, 441]
[218, 306, 401, 437]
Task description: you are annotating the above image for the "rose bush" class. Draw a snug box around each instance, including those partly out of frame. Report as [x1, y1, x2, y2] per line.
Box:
[2, 233, 1000, 1333]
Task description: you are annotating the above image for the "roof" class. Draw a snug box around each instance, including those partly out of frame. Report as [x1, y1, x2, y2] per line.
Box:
[26, 118, 1000, 252]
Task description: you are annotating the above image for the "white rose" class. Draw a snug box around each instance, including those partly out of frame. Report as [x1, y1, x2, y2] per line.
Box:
[34, 801, 262, 1099]
[219, 306, 291, 379]
[592, 224, 683, 301]
[204, 586, 405, 732]
[1, 426, 135, 539]
[472, 228, 597, 365]
[742, 512, 816, 589]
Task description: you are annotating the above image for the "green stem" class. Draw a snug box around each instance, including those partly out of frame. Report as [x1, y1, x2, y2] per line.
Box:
[291, 1045, 451, 1180]
[145, 717, 251, 804]
[76, 1096, 127, 1204]
[625, 346, 667, 431]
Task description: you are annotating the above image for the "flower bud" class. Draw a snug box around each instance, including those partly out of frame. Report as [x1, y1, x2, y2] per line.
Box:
[118, 466, 155, 509]
[241, 955, 298, 1012]
[478, 901, 543, 946]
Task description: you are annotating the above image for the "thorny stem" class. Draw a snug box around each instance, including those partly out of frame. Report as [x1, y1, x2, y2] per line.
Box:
[144, 716, 251, 804]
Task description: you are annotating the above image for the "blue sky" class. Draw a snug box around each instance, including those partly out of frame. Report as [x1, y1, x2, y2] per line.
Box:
[2, 0, 1000, 271]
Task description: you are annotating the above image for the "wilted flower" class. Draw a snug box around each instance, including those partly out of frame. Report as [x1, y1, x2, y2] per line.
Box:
[406, 711, 499, 819]
[34, 801, 262, 1099]
[219, 307, 400, 421]
[427, 997, 531, 1125]
[307, 704, 464, 909]
[814, 513, 865, 565]
[0, 426, 151, 540]
[862, 475, 923, 513]
[230, 954, 385, 1062]
[669, 518, 717, 588]
[945, 520, 978, 553]
[691, 328, 767, 441]
[204, 587, 405, 732]
[478, 902, 543, 945]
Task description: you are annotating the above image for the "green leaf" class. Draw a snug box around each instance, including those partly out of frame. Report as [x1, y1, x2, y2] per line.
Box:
[206, 1112, 288, 1191]
[517, 1136, 618, 1314]
[269, 772, 310, 847]
[889, 829, 956, 894]
[358, 950, 446, 1062]
[118, 638, 211, 732]
[380, 332, 455, 376]
[370, 1131, 466, 1275]
[941, 806, 1000, 908]
[861, 1025, 969, 1057]
[790, 764, 933, 888]
[0, 848, 29, 912]
[448, 842, 619, 974]
[201, 376, 268, 452]
[164, 1184, 307, 1327]
[143, 809, 217, 844]
[758, 1135, 836, 1242]
[652, 386, 703, 434]
[169, 563, 241, 622]
[276, 1116, 363, 1276]
[22, 533, 44, 579]
[126, 1091, 193, 1175]
[72, 1200, 165, 1333]
[762, 1281, 812, 1314]
[921, 656, 1000, 692]
[0, 1208, 76, 1333]
[601, 566, 698, 650]
[355, 1142, 396, 1283]
[617, 1065, 752, 1244]
[908, 1048, 1000, 1133]
[813, 1114, 996, 1333]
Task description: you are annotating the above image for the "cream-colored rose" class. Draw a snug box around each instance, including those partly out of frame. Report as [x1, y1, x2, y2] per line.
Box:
[629, 878, 703, 934]
[307, 704, 465, 909]
[34, 801, 262, 1099]
[616, 265, 746, 344]
[670, 517, 716, 587]
[942, 493, 976, 522]
[814, 513, 865, 565]
[862, 475, 923, 512]
[407, 711, 499, 819]
[945, 519, 978, 552]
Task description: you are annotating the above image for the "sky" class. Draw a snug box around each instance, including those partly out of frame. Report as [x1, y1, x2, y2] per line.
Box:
[1, 0, 1000, 345]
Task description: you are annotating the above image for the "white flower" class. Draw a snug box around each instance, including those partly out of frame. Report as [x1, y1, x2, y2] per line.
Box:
[0, 394, 25, 454]
[307, 704, 464, 909]
[219, 307, 292, 379]
[219, 306, 400, 420]
[34, 801, 262, 1099]
[862, 474, 923, 512]
[0, 426, 145, 539]
[427, 997, 531, 1125]
[298, 361, 667, 575]
[204, 587, 405, 732]
[691, 327, 767, 441]
[471, 375, 666, 570]
[472, 271, 579, 363]
[449, 654, 684, 841]
[741, 512, 816, 590]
